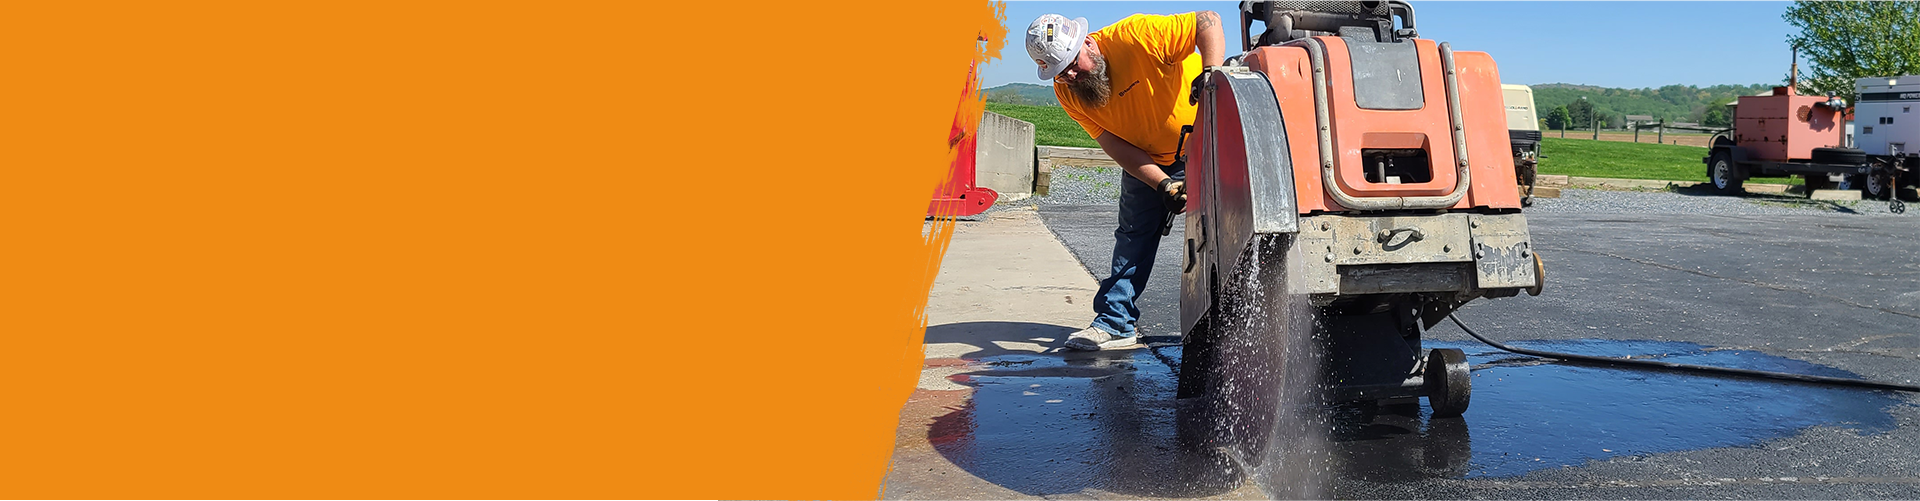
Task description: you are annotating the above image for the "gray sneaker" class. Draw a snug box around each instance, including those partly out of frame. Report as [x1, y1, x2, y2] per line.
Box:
[1064, 326, 1138, 351]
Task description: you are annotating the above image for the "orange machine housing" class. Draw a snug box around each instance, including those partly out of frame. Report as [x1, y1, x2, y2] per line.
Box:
[1245, 37, 1519, 213]
[1733, 86, 1846, 163]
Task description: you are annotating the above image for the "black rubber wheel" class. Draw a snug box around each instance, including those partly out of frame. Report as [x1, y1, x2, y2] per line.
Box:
[1426, 348, 1471, 418]
[1708, 151, 1744, 195]
[1812, 147, 1868, 165]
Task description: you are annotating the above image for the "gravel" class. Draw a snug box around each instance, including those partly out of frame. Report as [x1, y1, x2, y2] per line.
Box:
[1530, 184, 1911, 216]
[986, 166, 1914, 217]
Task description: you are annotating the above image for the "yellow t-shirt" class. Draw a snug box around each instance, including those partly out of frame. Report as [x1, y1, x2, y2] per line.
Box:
[1056, 12, 1203, 166]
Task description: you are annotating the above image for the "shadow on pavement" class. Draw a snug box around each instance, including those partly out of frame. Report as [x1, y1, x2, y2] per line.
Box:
[923, 321, 1077, 360]
[1664, 183, 1868, 212]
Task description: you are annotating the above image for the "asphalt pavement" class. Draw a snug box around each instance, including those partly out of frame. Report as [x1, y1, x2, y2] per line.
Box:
[889, 186, 1920, 499]
[1036, 200, 1920, 499]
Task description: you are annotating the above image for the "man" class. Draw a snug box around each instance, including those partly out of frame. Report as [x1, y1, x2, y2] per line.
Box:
[1026, 11, 1225, 350]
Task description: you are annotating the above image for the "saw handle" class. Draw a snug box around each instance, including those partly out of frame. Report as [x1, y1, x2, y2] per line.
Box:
[1158, 175, 1187, 236]
[1163, 124, 1196, 236]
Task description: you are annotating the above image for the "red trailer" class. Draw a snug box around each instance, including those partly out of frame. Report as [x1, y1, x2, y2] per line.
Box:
[1703, 85, 1885, 199]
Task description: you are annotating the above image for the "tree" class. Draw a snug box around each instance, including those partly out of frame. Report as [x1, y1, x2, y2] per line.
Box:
[1700, 98, 1734, 127]
[1567, 99, 1596, 129]
[1783, 1, 1920, 103]
[1546, 106, 1572, 130]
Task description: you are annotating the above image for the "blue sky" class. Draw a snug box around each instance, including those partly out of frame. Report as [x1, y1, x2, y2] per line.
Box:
[985, 1, 1798, 90]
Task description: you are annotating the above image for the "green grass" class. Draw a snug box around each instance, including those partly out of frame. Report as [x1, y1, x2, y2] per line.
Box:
[1538, 137, 1797, 185]
[991, 103, 1800, 185]
[986, 102, 1097, 148]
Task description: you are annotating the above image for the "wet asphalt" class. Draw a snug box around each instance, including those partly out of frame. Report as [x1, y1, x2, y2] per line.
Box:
[1002, 200, 1920, 499]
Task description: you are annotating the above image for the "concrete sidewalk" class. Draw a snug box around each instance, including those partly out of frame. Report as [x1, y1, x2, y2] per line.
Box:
[884, 208, 1095, 499]
[920, 207, 1095, 370]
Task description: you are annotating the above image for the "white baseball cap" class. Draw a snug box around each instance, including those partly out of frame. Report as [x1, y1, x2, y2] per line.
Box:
[1026, 14, 1088, 80]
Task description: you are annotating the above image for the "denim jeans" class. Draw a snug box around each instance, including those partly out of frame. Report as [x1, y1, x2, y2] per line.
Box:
[1089, 160, 1185, 337]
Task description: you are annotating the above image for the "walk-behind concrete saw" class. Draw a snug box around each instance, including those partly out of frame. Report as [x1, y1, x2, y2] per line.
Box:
[1177, 0, 1543, 420]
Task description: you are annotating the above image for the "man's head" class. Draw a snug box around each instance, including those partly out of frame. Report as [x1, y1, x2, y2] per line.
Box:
[1025, 14, 1109, 107]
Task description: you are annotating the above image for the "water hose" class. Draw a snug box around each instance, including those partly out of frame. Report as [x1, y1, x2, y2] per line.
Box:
[1446, 314, 1920, 393]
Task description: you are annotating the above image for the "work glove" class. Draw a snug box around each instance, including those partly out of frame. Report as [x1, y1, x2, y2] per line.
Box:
[1189, 66, 1221, 106]
[1158, 177, 1188, 214]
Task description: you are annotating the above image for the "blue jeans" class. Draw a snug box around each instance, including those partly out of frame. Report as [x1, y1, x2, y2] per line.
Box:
[1090, 161, 1184, 337]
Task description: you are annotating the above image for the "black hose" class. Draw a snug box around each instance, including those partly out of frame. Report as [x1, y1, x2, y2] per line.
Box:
[1446, 314, 1920, 393]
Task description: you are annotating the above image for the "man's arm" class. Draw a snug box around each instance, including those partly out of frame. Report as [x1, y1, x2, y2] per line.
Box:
[1194, 10, 1226, 67]
[1095, 131, 1171, 187]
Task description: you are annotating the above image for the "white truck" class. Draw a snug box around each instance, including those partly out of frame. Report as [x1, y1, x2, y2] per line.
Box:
[1853, 75, 1920, 198]
[1503, 84, 1540, 204]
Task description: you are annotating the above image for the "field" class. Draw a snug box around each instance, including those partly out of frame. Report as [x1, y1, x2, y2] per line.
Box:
[984, 102, 1096, 148]
[987, 103, 1796, 184]
[1538, 137, 1797, 185]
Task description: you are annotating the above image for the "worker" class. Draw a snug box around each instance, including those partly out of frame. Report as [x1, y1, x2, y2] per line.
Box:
[1025, 10, 1225, 350]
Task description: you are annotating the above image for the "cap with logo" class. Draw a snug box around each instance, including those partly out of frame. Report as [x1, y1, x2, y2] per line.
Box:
[1025, 14, 1088, 80]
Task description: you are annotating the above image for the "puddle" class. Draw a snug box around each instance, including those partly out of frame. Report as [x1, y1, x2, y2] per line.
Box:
[928, 350, 1245, 498]
[1332, 339, 1905, 479]
[927, 338, 1904, 496]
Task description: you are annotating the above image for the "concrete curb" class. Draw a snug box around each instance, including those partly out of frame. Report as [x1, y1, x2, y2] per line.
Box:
[1535, 175, 1798, 194]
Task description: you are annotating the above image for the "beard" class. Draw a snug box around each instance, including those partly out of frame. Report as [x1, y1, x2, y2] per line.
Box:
[1067, 52, 1111, 107]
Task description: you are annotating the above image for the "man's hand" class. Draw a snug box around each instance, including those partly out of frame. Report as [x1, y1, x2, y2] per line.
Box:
[1189, 66, 1225, 106]
[1158, 177, 1188, 214]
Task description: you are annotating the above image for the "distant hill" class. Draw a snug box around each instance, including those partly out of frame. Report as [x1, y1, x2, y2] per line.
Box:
[1528, 83, 1775, 126]
[986, 81, 1779, 127]
[985, 83, 1058, 106]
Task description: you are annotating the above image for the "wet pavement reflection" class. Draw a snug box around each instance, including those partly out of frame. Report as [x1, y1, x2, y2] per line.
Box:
[1395, 339, 1905, 479]
[928, 337, 1905, 497]
[930, 348, 1245, 498]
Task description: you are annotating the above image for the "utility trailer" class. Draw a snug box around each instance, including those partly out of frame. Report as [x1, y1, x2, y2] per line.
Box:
[1851, 75, 1920, 199]
[1705, 83, 1910, 205]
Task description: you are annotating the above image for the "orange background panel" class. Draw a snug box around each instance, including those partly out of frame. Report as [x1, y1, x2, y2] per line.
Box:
[0, 1, 1002, 498]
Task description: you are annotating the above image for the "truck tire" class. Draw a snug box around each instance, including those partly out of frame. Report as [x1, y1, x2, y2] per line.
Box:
[1709, 151, 1744, 195]
[1812, 147, 1868, 165]
[1862, 172, 1892, 200]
